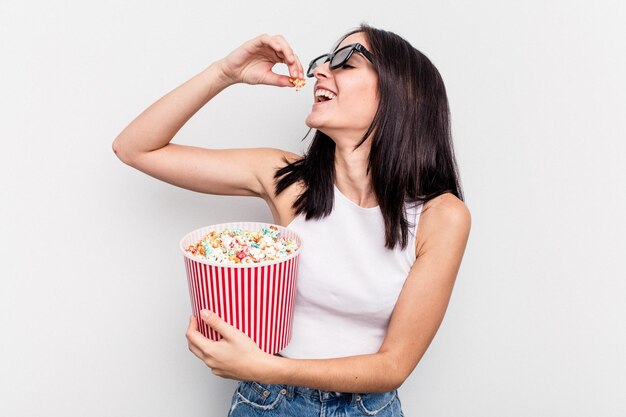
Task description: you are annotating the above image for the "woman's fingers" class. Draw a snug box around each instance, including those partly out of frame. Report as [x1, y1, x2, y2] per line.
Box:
[263, 71, 294, 88]
[188, 341, 204, 360]
[262, 34, 304, 80]
[294, 54, 304, 80]
[228, 33, 304, 86]
[187, 316, 210, 359]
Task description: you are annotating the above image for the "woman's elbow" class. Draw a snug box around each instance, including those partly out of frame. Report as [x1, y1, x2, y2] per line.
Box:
[392, 372, 407, 391]
[111, 138, 134, 165]
[383, 354, 409, 391]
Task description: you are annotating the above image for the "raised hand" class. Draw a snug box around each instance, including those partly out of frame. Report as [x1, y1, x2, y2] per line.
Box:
[217, 33, 305, 87]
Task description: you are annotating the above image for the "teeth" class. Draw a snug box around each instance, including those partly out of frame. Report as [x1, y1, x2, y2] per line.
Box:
[315, 89, 336, 100]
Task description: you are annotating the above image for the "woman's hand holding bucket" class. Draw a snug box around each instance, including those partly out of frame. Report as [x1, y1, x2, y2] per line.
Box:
[186, 309, 272, 381]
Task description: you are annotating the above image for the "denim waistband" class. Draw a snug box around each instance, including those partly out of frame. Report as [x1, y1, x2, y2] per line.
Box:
[234, 380, 401, 416]
[283, 384, 364, 405]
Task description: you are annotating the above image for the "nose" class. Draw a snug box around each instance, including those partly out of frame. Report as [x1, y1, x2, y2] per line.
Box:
[312, 61, 331, 79]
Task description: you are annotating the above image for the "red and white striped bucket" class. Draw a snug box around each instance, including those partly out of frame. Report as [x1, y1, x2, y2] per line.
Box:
[179, 222, 302, 355]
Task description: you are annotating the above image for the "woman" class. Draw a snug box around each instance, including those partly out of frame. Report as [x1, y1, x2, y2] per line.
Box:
[113, 24, 470, 417]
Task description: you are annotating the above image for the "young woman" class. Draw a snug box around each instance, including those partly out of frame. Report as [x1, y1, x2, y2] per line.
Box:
[113, 24, 470, 417]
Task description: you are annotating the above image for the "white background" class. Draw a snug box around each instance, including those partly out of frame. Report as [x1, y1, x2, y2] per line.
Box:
[2, 1, 625, 416]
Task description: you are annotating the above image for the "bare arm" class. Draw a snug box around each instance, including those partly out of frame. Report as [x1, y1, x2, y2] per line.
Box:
[112, 34, 304, 198]
[112, 61, 233, 161]
[264, 352, 397, 393]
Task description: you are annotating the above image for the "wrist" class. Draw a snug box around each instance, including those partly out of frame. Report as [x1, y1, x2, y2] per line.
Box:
[254, 353, 286, 385]
[209, 59, 238, 87]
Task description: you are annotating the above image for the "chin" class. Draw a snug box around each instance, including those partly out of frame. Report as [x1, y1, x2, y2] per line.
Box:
[305, 114, 322, 130]
[304, 120, 326, 136]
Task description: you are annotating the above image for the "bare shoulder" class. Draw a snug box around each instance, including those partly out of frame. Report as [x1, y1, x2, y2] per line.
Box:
[254, 148, 302, 196]
[278, 149, 302, 167]
[416, 193, 471, 257]
[262, 148, 301, 169]
[256, 148, 305, 225]
[421, 193, 471, 226]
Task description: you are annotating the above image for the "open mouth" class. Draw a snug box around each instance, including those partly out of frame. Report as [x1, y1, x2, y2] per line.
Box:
[315, 89, 336, 103]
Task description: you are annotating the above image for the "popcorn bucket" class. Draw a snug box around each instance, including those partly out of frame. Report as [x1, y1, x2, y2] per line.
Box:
[179, 222, 302, 354]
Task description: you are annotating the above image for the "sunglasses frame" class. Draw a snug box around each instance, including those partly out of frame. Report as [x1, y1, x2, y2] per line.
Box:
[306, 43, 375, 78]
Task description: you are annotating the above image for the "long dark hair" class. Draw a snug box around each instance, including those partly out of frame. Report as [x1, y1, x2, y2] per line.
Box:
[274, 23, 464, 250]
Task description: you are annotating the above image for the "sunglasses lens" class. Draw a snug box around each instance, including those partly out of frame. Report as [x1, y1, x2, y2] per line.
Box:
[307, 45, 358, 77]
[307, 55, 330, 77]
[330, 46, 352, 68]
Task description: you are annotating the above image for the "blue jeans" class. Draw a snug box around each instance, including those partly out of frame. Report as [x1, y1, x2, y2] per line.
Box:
[227, 381, 404, 416]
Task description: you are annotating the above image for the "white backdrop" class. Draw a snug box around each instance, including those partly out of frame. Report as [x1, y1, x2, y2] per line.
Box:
[2, 1, 625, 416]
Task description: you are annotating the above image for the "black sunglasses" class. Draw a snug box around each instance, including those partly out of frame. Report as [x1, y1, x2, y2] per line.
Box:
[306, 43, 375, 78]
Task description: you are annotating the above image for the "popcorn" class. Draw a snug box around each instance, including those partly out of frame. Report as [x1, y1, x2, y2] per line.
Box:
[289, 77, 306, 91]
[185, 225, 298, 264]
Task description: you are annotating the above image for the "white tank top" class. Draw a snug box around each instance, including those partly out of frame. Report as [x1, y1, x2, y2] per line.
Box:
[278, 184, 423, 359]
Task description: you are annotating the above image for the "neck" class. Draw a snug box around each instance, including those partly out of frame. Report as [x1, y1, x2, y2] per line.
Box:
[333, 138, 377, 208]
